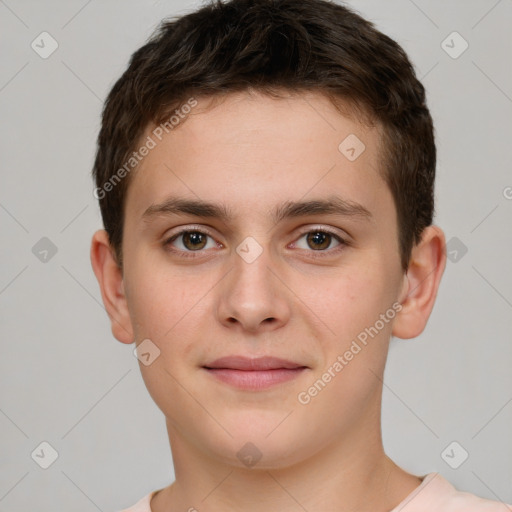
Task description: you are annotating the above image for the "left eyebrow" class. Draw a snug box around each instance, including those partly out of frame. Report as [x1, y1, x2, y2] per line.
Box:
[271, 196, 373, 223]
[141, 195, 373, 224]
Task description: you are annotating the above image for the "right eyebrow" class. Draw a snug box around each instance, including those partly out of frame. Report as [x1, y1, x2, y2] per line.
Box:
[142, 197, 233, 223]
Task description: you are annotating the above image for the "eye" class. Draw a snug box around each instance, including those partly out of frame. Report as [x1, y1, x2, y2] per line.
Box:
[293, 229, 344, 252]
[166, 230, 218, 252]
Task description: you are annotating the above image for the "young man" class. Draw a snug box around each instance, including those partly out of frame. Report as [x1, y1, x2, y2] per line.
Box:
[90, 0, 511, 510]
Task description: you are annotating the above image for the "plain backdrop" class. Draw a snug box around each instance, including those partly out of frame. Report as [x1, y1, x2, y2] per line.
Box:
[1, 0, 511, 510]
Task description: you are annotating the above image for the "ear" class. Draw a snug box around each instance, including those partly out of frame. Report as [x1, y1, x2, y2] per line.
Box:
[90, 229, 134, 344]
[392, 225, 446, 339]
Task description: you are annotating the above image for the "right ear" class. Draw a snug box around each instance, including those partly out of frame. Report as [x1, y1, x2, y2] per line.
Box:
[90, 229, 134, 344]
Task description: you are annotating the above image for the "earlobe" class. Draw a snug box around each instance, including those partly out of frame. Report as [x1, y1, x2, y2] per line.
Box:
[90, 230, 134, 344]
[392, 225, 446, 340]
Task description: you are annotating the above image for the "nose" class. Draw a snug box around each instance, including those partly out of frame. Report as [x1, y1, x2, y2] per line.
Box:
[215, 246, 291, 333]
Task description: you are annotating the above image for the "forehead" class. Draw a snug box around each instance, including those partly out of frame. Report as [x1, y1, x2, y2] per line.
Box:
[124, 90, 391, 225]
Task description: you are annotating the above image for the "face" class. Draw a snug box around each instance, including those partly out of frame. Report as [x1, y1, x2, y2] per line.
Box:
[117, 91, 410, 468]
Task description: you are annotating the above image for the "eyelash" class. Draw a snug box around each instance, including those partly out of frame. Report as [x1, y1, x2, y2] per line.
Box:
[164, 225, 350, 260]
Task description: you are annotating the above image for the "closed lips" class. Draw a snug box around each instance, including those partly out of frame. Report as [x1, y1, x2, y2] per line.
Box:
[203, 356, 307, 371]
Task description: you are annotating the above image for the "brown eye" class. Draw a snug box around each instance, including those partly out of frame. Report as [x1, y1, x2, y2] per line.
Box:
[293, 229, 345, 254]
[167, 230, 216, 252]
[182, 231, 208, 250]
[306, 231, 332, 250]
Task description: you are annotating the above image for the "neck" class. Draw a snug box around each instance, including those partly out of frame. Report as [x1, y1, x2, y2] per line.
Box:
[151, 404, 421, 512]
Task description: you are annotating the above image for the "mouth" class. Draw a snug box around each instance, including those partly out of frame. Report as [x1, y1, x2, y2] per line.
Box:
[202, 356, 308, 391]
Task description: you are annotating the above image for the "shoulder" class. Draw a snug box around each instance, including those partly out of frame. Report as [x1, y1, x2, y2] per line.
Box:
[118, 490, 158, 512]
[445, 486, 512, 511]
[393, 472, 512, 512]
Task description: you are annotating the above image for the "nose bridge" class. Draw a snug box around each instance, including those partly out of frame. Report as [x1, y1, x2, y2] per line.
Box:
[232, 249, 273, 296]
[216, 243, 290, 331]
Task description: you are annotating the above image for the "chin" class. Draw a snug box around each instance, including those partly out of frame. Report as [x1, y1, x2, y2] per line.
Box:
[202, 414, 322, 470]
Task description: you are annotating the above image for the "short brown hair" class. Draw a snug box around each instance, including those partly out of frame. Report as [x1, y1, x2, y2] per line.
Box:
[92, 0, 436, 271]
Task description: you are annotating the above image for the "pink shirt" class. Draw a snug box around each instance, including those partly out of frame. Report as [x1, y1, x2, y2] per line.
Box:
[119, 472, 512, 511]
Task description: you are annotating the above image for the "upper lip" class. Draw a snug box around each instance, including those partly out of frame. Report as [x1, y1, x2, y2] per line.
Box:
[203, 356, 307, 371]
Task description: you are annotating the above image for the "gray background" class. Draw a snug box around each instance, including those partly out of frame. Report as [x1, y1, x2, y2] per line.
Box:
[1, 0, 511, 510]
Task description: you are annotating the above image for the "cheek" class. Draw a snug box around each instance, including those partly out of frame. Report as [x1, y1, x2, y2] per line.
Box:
[127, 269, 211, 415]
[125, 251, 203, 339]
[293, 261, 399, 404]
[294, 263, 395, 341]
[125, 263, 223, 386]
[292, 270, 394, 418]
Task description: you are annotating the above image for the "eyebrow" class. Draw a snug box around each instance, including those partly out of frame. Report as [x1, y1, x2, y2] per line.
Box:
[141, 195, 373, 224]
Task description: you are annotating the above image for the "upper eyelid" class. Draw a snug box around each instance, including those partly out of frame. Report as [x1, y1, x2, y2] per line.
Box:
[295, 225, 346, 237]
[166, 224, 218, 239]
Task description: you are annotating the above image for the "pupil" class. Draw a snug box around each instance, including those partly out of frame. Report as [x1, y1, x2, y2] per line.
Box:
[184, 232, 206, 250]
[307, 231, 330, 250]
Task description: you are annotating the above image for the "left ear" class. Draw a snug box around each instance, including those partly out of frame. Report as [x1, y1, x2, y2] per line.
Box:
[392, 225, 446, 339]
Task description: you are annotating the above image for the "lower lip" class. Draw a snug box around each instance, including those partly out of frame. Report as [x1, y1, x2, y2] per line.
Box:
[204, 368, 307, 390]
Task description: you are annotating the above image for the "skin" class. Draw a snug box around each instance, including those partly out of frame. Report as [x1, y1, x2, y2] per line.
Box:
[91, 90, 446, 512]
